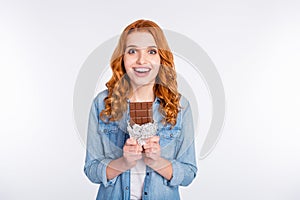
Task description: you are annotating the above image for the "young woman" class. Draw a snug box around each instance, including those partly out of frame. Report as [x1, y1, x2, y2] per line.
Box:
[84, 19, 197, 200]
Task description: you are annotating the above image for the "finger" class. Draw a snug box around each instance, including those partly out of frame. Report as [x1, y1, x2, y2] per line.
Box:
[145, 152, 157, 159]
[149, 136, 160, 143]
[144, 142, 159, 150]
[125, 142, 143, 154]
[144, 147, 159, 154]
[126, 138, 137, 145]
[144, 151, 152, 158]
[144, 136, 160, 145]
[124, 145, 137, 152]
[143, 142, 152, 149]
[128, 146, 142, 153]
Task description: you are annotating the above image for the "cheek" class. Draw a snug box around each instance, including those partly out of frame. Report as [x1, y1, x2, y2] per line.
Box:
[151, 56, 161, 67]
[123, 57, 133, 71]
[153, 64, 161, 77]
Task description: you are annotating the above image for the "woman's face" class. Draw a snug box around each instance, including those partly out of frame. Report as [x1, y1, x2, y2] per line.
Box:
[123, 31, 161, 90]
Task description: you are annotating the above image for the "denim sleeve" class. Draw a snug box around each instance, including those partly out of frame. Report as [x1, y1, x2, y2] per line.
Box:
[83, 99, 117, 187]
[164, 100, 198, 187]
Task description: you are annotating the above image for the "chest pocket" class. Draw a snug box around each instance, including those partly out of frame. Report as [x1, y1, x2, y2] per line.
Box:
[158, 127, 181, 159]
[158, 127, 181, 147]
[98, 122, 124, 157]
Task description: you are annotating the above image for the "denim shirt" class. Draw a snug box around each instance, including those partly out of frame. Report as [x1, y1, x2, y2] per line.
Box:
[84, 90, 197, 200]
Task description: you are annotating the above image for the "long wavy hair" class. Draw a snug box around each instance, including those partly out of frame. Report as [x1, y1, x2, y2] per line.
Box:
[100, 19, 180, 126]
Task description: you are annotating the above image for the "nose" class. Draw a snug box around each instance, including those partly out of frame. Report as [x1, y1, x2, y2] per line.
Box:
[136, 50, 147, 65]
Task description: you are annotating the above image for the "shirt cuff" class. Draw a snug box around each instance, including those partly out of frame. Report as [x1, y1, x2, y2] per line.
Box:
[98, 158, 118, 187]
[163, 160, 184, 186]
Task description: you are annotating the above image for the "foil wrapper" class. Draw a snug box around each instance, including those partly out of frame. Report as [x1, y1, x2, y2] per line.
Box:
[127, 121, 158, 145]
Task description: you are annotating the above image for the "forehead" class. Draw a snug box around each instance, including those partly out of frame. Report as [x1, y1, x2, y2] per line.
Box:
[126, 31, 157, 47]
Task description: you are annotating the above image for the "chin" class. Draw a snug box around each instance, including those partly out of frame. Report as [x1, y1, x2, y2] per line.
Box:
[133, 81, 154, 88]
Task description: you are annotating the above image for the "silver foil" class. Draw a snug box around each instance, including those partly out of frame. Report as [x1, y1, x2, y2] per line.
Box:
[127, 121, 158, 145]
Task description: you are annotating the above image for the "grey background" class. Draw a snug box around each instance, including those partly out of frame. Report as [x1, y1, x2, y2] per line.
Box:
[1, 0, 300, 199]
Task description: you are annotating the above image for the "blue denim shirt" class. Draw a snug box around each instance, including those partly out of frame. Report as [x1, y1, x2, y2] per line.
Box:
[84, 90, 197, 200]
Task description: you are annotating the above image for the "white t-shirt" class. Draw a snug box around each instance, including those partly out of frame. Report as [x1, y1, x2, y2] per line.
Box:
[130, 159, 146, 200]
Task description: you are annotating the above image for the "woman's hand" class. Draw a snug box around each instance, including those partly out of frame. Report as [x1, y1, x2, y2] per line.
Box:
[143, 136, 162, 168]
[106, 138, 142, 180]
[143, 136, 173, 180]
[123, 138, 143, 168]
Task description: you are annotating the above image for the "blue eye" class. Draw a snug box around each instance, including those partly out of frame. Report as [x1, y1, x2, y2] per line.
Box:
[149, 49, 157, 55]
[128, 49, 136, 54]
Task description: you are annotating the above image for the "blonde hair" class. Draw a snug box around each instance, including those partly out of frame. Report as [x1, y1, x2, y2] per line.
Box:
[100, 19, 180, 126]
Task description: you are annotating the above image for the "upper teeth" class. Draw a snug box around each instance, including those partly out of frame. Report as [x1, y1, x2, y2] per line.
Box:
[134, 68, 150, 72]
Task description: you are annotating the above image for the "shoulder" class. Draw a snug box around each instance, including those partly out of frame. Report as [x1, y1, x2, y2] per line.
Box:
[92, 89, 108, 110]
[94, 89, 108, 102]
[179, 94, 190, 110]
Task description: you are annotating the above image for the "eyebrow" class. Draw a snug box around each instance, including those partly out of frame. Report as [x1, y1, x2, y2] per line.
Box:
[125, 45, 158, 49]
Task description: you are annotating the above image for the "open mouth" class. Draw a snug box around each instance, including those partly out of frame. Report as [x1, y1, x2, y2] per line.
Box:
[133, 67, 151, 73]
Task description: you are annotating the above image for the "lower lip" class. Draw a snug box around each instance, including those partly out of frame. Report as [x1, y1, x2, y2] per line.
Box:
[134, 70, 151, 77]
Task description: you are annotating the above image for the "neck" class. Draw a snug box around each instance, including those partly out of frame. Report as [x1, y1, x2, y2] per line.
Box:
[130, 84, 155, 102]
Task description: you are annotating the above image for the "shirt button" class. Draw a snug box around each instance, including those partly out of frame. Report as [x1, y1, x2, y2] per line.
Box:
[125, 186, 129, 190]
[144, 192, 148, 195]
[146, 172, 149, 176]
[103, 129, 107, 133]
[170, 133, 173, 137]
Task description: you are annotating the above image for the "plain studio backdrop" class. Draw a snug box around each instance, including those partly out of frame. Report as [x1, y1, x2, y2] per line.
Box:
[1, 0, 300, 199]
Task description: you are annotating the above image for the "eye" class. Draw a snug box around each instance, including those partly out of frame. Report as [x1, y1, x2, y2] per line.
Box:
[128, 49, 136, 54]
[148, 49, 157, 55]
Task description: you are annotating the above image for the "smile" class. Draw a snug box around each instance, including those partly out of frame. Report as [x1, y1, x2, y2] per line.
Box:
[133, 67, 151, 73]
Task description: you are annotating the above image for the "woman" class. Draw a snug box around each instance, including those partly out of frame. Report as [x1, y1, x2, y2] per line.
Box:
[84, 19, 197, 200]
